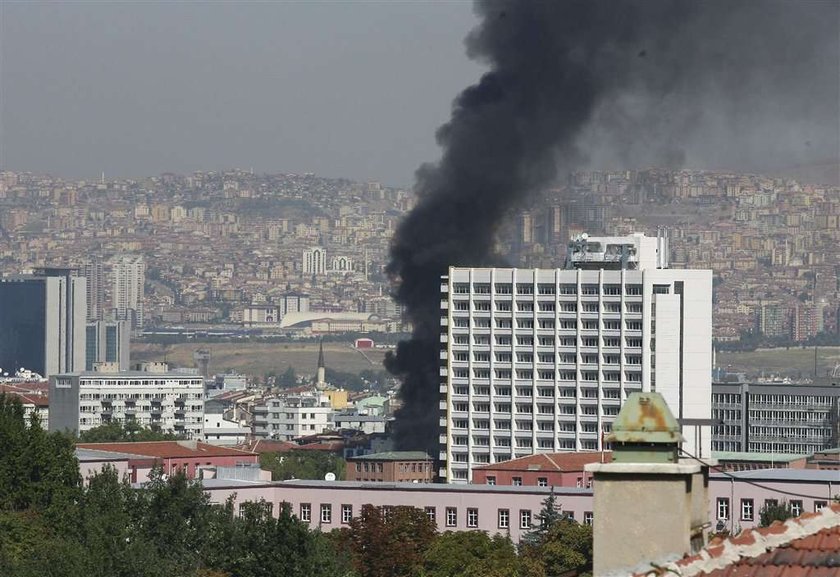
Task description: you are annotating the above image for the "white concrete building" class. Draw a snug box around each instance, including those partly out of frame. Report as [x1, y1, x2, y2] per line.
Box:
[49, 368, 204, 438]
[302, 248, 327, 275]
[441, 233, 712, 482]
[253, 393, 334, 440]
[111, 255, 145, 329]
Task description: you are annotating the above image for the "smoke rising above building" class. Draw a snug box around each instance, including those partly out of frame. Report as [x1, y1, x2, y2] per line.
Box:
[385, 0, 839, 454]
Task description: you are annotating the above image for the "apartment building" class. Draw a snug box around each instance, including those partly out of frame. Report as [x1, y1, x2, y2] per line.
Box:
[49, 366, 204, 438]
[253, 393, 334, 440]
[111, 255, 145, 329]
[440, 233, 713, 482]
[712, 381, 840, 454]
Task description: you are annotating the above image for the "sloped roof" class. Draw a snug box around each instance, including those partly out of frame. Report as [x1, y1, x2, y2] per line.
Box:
[473, 452, 612, 473]
[348, 451, 432, 462]
[76, 441, 258, 459]
[634, 503, 840, 577]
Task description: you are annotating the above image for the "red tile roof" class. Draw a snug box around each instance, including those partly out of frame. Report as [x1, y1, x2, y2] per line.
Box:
[634, 503, 840, 577]
[235, 439, 299, 454]
[76, 441, 258, 459]
[473, 451, 612, 472]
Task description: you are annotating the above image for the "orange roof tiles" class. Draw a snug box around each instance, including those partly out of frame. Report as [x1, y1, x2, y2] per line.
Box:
[76, 441, 258, 459]
[472, 451, 612, 472]
[634, 503, 840, 577]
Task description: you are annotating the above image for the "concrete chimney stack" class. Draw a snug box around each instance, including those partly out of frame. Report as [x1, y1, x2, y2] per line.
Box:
[585, 392, 710, 576]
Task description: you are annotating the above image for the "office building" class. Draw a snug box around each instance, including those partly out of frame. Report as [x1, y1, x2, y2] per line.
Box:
[49, 365, 204, 438]
[712, 381, 840, 454]
[0, 268, 86, 378]
[302, 247, 327, 275]
[280, 292, 310, 317]
[85, 320, 130, 371]
[440, 233, 713, 482]
[111, 255, 145, 329]
[82, 259, 105, 321]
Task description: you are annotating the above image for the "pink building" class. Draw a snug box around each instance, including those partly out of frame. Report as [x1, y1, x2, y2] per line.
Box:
[76, 440, 259, 482]
[708, 469, 839, 531]
[194, 467, 840, 542]
[202, 480, 594, 542]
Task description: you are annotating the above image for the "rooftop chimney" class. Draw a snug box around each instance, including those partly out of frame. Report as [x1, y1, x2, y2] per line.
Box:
[585, 392, 710, 576]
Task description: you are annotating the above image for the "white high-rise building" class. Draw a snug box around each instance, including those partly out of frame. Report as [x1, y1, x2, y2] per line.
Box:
[303, 247, 327, 275]
[440, 233, 712, 483]
[111, 255, 145, 329]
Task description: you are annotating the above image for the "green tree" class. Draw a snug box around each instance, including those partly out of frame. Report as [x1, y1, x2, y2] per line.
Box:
[423, 531, 519, 577]
[0, 394, 81, 514]
[260, 450, 345, 481]
[343, 504, 437, 577]
[759, 500, 795, 527]
[78, 421, 181, 442]
[520, 518, 593, 577]
[523, 489, 563, 545]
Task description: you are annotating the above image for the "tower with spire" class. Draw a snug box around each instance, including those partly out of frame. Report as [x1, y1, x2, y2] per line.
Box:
[315, 340, 326, 389]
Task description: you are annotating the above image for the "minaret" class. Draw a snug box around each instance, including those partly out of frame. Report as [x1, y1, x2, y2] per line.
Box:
[316, 340, 326, 389]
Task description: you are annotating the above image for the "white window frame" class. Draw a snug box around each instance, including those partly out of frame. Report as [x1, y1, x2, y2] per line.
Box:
[300, 503, 311, 522]
[498, 509, 509, 529]
[446, 507, 457, 527]
[467, 508, 478, 528]
[740, 499, 754, 521]
[716, 498, 730, 520]
[520, 509, 532, 529]
[341, 504, 352, 524]
[320, 503, 332, 524]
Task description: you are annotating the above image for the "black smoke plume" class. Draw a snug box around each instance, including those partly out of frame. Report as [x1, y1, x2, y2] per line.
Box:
[386, 0, 839, 455]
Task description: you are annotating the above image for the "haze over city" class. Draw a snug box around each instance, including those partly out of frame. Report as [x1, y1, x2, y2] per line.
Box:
[1, 2, 839, 577]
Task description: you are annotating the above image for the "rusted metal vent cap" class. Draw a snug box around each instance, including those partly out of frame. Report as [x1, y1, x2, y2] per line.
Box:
[606, 392, 684, 445]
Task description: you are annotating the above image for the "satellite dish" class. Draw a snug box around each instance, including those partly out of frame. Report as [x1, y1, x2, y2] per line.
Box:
[324, 472, 336, 481]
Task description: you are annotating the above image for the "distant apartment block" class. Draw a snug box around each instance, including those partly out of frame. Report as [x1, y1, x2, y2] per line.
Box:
[441, 233, 713, 482]
[82, 259, 105, 321]
[0, 268, 86, 378]
[49, 366, 204, 438]
[85, 320, 130, 371]
[303, 247, 327, 275]
[111, 255, 145, 329]
[253, 393, 334, 440]
[712, 381, 840, 454]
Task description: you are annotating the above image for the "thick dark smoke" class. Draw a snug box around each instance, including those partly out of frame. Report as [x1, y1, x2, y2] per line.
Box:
[386, 0, 839, 455]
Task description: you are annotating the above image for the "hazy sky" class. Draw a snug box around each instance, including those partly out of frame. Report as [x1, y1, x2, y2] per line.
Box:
[0, 1, 484, 186]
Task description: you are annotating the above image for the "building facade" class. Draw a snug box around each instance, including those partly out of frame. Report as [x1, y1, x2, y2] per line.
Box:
[49, 368, 204, 438]
[302, 248, 327, 275]
[253, 393, 334, 440]
[440, 233, 713, 482]
[0, 269, 86, 378]
[85, 320, 130, 371]
[345, 451, 434, 483]
[82, 259, 105, 321]
[111, 255, 145, 329]
[711, 381, 840, 454]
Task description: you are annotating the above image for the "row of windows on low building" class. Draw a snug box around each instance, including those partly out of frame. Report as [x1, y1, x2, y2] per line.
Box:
[286, 502, 594, 529]
[450, 282, 644, 296]
[715, 497, 831, 521]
